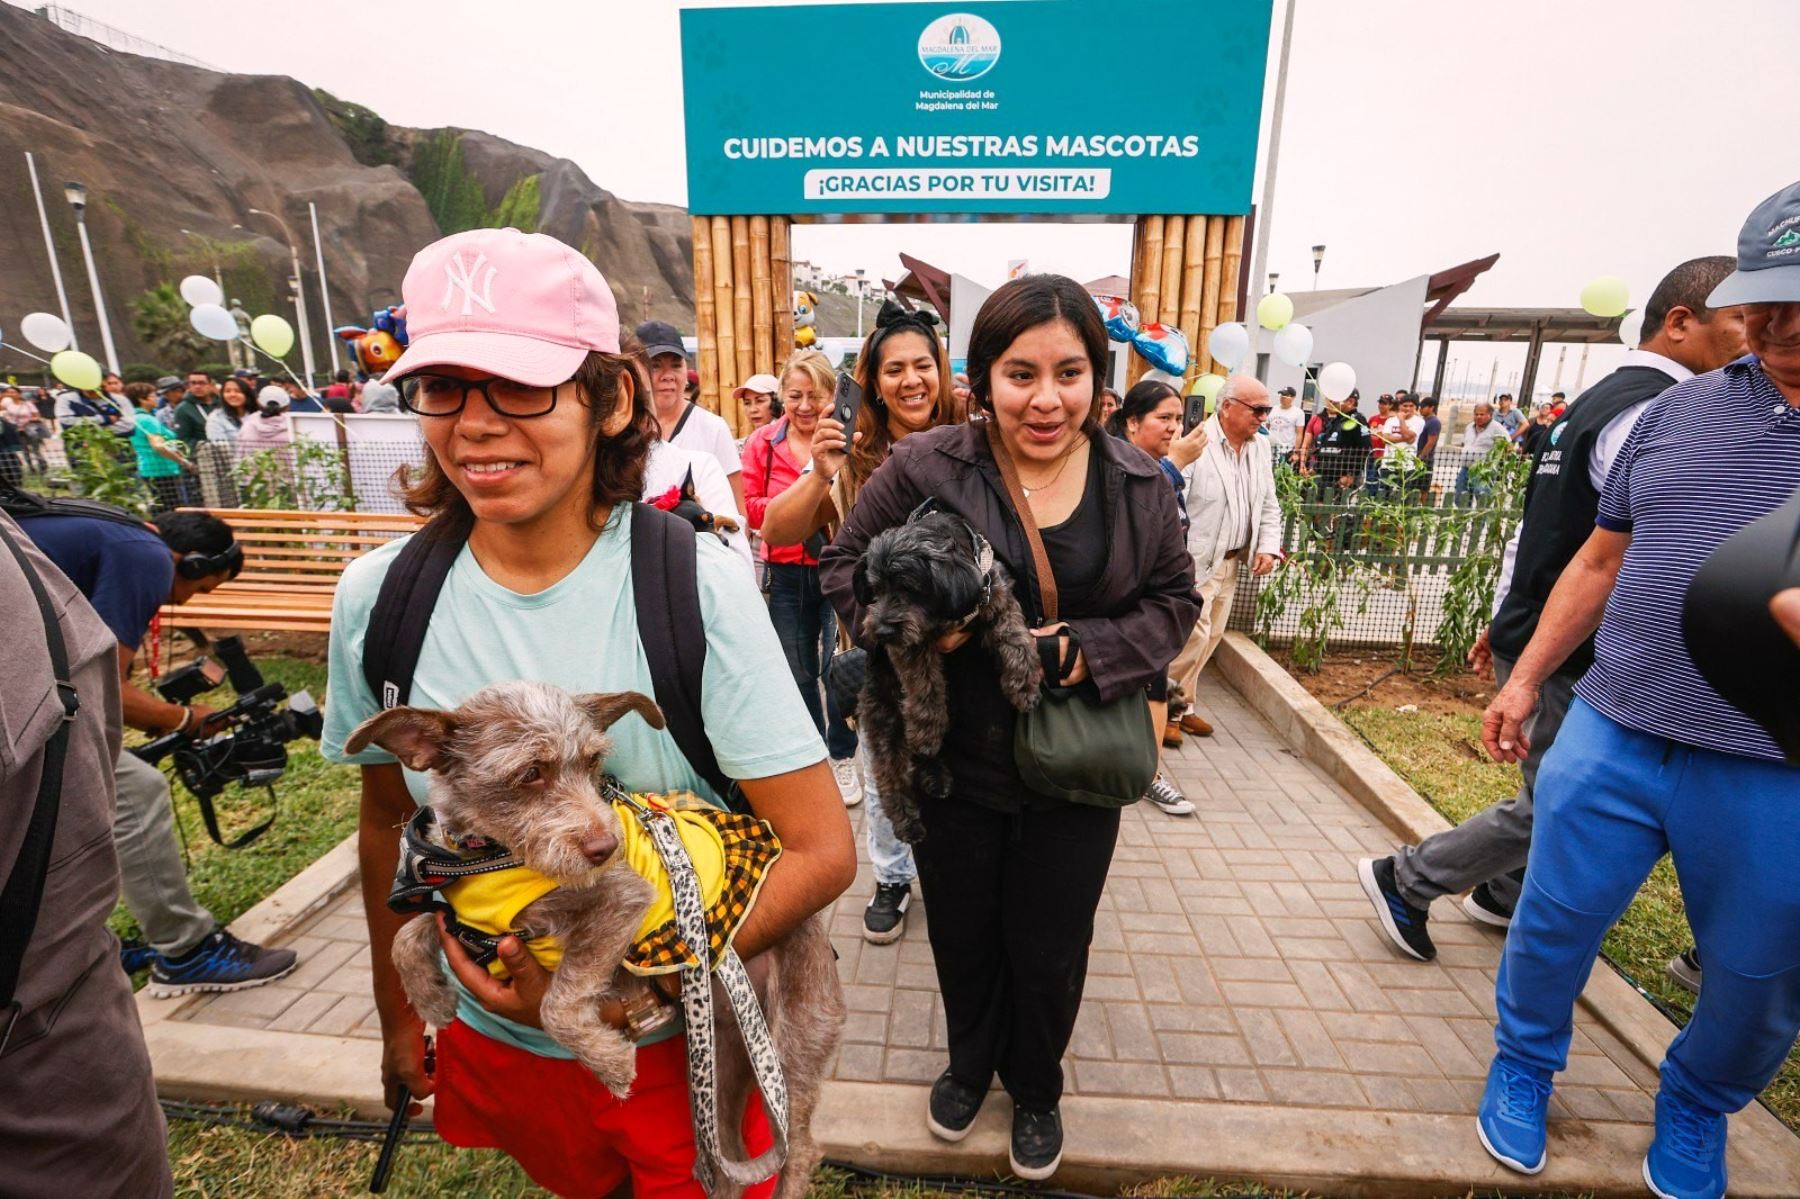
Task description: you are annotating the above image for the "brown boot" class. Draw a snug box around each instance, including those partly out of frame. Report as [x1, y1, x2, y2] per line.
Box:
[1180, 713, 1214, 737]
[1162, 721, 1184, 749]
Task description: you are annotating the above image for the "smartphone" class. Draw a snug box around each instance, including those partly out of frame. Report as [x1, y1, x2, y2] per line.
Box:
[832, 372, 864, 430]
[1183, 394, 1206, 434]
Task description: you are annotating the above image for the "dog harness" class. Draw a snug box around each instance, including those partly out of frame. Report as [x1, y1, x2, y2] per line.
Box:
[387, 781, 792, 1192]
[389, 786, 781, 978]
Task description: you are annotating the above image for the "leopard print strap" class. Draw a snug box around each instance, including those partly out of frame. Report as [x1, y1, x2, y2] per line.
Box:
[638, 800, 790, 1191]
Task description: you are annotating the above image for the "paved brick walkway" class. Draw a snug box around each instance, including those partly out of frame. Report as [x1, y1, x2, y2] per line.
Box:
[159, 669, 1799, 1193]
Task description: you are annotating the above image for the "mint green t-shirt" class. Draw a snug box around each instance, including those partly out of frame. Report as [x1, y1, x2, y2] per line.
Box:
[130, 422, 183, 478]
[321, 505, 824, 1056]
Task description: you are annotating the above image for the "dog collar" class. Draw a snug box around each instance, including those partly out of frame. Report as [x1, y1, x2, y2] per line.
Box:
[388, 807, 542, 967]
[947, 532, 996, 631]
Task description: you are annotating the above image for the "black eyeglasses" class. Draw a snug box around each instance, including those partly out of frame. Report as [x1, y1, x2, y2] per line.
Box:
[398, 373, 565, 418]
[1244, 404, 1274, 418]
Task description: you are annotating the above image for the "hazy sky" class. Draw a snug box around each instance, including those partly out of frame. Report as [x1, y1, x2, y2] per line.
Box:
[29, 0, 1797, 391]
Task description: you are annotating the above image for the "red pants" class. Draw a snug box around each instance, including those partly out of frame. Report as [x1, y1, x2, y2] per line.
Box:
[433, 1021, 776, 1199]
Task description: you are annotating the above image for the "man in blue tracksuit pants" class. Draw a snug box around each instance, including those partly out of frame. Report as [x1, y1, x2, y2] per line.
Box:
[1475, 180, 1800, 1199]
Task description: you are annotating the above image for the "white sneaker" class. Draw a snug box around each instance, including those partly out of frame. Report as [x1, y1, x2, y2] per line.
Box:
[1143, 773, 1195, 817]
[831, 756, 863, 807]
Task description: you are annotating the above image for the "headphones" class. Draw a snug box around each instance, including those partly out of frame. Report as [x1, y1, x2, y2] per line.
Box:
[176, 540, 245, 581]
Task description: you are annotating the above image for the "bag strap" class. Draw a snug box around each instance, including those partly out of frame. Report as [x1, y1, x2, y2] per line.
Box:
[669, 402, 696, 443]
[0, 521, 80, 1040]
[983, 420, 1058, 624]
[630, 504, 744, 813]
[362, 511, 470, 710]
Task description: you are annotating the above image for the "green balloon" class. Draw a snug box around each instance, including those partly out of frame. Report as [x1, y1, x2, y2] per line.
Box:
[51, 350, 102, 392]
[251, 313, 295, 357]
[1580, 276, 1630, 319]
[1256, 292, 1294, 331]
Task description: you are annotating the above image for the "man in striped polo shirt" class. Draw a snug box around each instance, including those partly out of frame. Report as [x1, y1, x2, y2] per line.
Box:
[1473, 181, 1800, 1199]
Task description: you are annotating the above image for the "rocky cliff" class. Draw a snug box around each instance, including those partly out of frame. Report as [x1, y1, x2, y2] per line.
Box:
[0, 3, 693, 378]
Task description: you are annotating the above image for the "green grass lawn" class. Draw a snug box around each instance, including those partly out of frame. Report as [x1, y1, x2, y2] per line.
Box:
[1341, 705, 1800, 1132]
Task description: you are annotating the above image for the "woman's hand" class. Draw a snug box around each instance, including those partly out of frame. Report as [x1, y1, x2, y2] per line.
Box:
[380, 1010, 434, 1115]
[436, 914, 558, 1029]
[811, 415, 850, 480]
[1032, 622, 1088, 685]
[1167, 420, 1209, 469]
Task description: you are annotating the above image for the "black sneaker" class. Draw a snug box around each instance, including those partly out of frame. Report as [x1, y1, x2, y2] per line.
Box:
[1357, 856, 1436, 961]
[1461, 881, 1515, 929]
[863, 882, 910, 945]
[1666, 946, 1702, 995]
[926, 1070, 985, 1142]
[119, 937, 157, 975]
[147, 928, 299, 997]
[1009, 1105, 1063, 1180]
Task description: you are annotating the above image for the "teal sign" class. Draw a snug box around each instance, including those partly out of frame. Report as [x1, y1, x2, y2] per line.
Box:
[680, 1, 1273, 216]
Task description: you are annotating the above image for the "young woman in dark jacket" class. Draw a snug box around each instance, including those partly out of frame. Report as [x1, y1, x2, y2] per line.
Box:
[820, 274, 1199, 1179]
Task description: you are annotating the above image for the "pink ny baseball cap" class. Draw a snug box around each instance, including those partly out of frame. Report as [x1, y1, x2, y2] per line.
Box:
[381, 227, 620, 386]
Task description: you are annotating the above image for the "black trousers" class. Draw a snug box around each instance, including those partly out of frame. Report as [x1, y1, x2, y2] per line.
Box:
[912, 793, 1121, 1110]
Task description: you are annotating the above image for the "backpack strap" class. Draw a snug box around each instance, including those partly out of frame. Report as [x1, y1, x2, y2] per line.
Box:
[0, 520, 81, 1050]
[631, 503, 745, 813]
[362, 510, 470, 710]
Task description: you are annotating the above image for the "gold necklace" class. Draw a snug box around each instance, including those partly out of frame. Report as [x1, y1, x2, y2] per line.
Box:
[1018, 438, 1083, 498]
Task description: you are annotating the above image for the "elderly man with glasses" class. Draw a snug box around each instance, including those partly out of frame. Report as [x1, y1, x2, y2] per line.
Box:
[1164, 374, 1282, 743]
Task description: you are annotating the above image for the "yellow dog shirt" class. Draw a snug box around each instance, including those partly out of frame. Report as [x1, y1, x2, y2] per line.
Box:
[440, 790, 781, 978]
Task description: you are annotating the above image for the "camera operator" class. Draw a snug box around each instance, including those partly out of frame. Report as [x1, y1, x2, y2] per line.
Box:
[0, 512, 172, 1197]
[15, 507, 297, 994]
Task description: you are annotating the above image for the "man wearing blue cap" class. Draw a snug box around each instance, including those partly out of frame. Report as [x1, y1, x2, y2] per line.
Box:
[1473, 181, 1800, 1199]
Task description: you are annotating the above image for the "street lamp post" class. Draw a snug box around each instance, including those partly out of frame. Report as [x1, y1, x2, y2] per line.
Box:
[179, 228, 224, 292]
[309, 201, 341, 376]
[63, 181, 120, 374]
[245, 207, 316, 383]
[1268, 272, 1280, 295]
[1311, 244, 1326, 291]
[25, 153, 77, 350]
[853, 268, 868, 340]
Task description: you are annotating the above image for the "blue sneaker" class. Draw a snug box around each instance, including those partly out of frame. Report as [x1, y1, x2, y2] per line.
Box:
[119, 937, 157, 975]
[1644, 1089, 1728, 1199]
[147, 928, 298, 997]
[1358, 855, 1436, 960]
[1477, 1055, 1552, 1174]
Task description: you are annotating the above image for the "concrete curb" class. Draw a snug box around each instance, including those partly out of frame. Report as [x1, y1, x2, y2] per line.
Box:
[1213, 631, 1800, 1188]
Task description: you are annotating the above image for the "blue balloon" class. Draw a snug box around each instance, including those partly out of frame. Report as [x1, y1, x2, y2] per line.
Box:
[1132, 322, 1190, 375]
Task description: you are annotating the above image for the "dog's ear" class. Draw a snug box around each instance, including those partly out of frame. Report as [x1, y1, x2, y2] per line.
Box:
[575, 691, 666, 733]
[853, 553, 874, 605]
[345, 707, 457, 772]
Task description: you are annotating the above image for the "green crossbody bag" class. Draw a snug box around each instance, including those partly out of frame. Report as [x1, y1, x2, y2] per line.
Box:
[986, 423, 1159, 807]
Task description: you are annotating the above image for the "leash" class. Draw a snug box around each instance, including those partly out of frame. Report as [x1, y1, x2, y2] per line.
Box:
[613, 787, 791, 1191]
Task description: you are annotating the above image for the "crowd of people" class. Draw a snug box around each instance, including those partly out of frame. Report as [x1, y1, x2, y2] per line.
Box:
[3, 175, 1798, 1199]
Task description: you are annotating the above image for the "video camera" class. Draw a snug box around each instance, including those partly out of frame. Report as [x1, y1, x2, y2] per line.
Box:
[132, 636, 323, 846]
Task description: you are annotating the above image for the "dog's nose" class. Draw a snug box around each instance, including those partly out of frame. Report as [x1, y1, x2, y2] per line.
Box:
[580, 830, 618, 864]
[873, 622, 899, 641]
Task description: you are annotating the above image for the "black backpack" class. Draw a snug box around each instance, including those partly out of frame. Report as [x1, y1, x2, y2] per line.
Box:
[360, 503, 745, 812]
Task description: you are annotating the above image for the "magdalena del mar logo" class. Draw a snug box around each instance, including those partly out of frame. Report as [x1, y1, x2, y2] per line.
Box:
[918, 13, 1001, 81]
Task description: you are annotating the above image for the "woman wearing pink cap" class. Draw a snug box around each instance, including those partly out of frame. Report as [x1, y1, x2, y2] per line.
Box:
[319, 228, 854, 1198]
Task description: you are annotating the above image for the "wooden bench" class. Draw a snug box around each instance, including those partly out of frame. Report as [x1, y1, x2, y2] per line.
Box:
[161, 508, 424, 633]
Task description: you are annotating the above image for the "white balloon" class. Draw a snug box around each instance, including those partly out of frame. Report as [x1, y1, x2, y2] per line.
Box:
[190, 302, 241, 341]
[179, 274, 225, 308]
[1272, 322, 1314, 368]
[20, 311, 72, 352]
[1616, 310, 1645, 348]
[1141, 369, 1181, 387]
[1317, 361, 1357, 403]
[1207, 321, 1251, 371]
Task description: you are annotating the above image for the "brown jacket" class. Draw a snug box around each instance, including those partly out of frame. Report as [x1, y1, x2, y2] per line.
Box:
[820, 421, 1200, 704]
[0, 513, 171, 1198]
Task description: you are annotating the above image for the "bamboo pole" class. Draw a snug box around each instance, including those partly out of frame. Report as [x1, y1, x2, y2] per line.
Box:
[710, 216, 735, 419]
[1128, 215, 1164, 387]
[730, 217, 753, 418]
[1158, 213, 1186, 329]
[750, 216, 773, 382]
[1178, 214, 1206, 381]
[691, 215, 719, 416]
[770, 217, 793, 365]
[1198, 215, 1226, 376]
[1219, 214, 1246, 326]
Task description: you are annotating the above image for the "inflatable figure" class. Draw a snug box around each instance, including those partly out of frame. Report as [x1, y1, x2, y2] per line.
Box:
[335, 305, 410, 375]
[793, 290, 820, 348]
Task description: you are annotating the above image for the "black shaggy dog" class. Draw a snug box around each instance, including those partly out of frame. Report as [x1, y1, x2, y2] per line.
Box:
[853, 506, 1041, 843]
